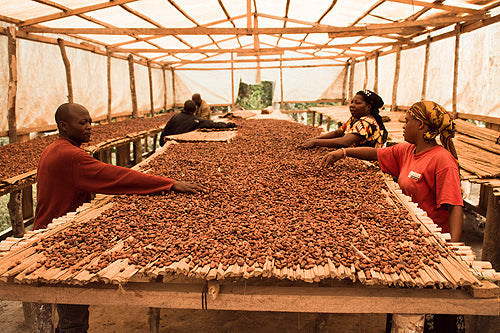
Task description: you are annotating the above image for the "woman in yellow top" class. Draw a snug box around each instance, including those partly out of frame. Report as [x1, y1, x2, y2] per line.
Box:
[302, 89, 387, 148]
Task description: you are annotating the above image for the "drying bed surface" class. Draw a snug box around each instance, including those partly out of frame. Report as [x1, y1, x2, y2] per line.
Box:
[26, 119, 469, 287]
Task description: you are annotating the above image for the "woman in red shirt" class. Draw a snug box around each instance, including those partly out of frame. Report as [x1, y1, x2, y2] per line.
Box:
[321, 100, 463, 242]
[302, 89, 388, 148]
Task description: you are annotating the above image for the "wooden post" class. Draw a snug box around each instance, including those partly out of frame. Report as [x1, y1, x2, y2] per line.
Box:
[133, 139, 143, 164]
[481, 185, 500, 271]
[348, 58, 355, 103]
[147, 60, 154, 117]
[106, 50, 112, 123]
[171, 68, 176, 111]
[16, 134, 34, 220]
[29, 303, 54, 333]
[7, 26, 17, 144]
[363, 56, 368, 90]
[452, 24, 461, 119]
[148, 307, 161, 333]
[391, 314, 424, 333]
[57, 38, 73, 103]
[162, 65, 167, 112]
[342, 62, 349, 104]
[326, 117, 331, 131]
[391, 46, 401, 112]
[128, 54, 138, 118]
[8, 190, 24, 237]
[311, 111, 316, 126]
[116, 143, 131, 167]
[374, 50, 379, 94]
[280, 55, 284, 111]
[421, 36, 431, 101]
[318, 113, 323, 127]
[231, 53, 235, 111]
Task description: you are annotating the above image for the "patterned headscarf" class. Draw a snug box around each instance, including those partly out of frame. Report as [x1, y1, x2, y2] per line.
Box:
[408, 101, 458, 160]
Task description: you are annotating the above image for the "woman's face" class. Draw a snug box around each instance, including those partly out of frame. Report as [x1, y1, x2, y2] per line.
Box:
[403, 113, 422, 144]
[349, 94, 371, 118]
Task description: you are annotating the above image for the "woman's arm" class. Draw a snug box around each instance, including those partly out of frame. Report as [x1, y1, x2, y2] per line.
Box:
[302, 129, 344, 148]
[304, 133, 363, 149]
[321, 147, 378, 168]
[447, 205, 463, 242]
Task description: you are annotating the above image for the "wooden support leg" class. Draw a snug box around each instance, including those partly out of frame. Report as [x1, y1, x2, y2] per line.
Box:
[116, 143, 131, 167]
[147, 307, 161, 333]
[101, 149, 111, 164]
[22, 185, 34, 220]
[326, 117, 331, 132]
[8, 190, 24, 237]
[311, 111, 316, 126]
[152, 134, 158, 153]
[29, 303, 54, 333]
[133, 139, 142, 164]
[318, 113, 323, 127]
[481, 185, 500, 271]
[391, 314, 424, 333]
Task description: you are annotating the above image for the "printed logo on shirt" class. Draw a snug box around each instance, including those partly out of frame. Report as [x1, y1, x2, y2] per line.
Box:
[408, 171, 421, 181]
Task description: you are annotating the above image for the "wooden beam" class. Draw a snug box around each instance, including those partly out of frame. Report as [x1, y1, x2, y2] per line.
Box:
[384, 0, 486, 14]
[18, 0, 140, 27]
[162, 66, 168, 111]
[348, 59, 355, 102]
[20, 15, 486, 36]
[452, 24, 461, 119]
[231, 53, 235, 110]
[342, 62, 349, 104]
[7, 27, 17, 144]
[0, 283, 498, 315]
[174, 63, 345, 71]
[128, 55, 138, 118]
[351, 0, 385, 26]
[363, 56, 368, 90]
[106, 51, 112, 123]
[374, 50, 379, 94]
[171, 68, 176, 111]
[421, 36, 431, 100]
[0, 14, 21, 24]
[457, 113, 500, 125]
[391, 46, 402, 111]
[112, 41, 398, 54]
[170, 55, 356, 66]
[147, 61, 155, 116]
[57, 38, 73, 103]
[280, 56, 284, 111]
[247, 0, 252, 32]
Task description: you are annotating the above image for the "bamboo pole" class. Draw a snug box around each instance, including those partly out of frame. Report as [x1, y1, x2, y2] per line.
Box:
[363, 56, 368, 90]
[231, 53, 235, 110]
[147, 60, 154, 117]
[162, 65, 167, 111]
[280, 55, 284, 111]
[57, 38, 73, 103]
[481, 185, 500, 271]
[421, 36, 431, 100]
[106, 50, 112, 123]
[391, 46, 401, 111]
[7, 27, 17, 143]
[374, 50, 379, 94]
[342, 62, 349, 104]
[348, 58, 355, 102]
[171, 68, 176, 111]
[128, 54, 138, 118]
[452, 24, 461, 119]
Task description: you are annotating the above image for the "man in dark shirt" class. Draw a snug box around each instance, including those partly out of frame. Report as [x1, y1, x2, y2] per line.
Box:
[159, 99, 236, 146]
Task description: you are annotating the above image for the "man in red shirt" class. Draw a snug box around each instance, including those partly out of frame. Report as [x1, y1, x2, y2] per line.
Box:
[32, 103, 203, 332]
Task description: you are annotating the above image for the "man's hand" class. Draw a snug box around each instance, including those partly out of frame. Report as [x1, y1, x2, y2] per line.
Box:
[301, 138, 317, 148]
[320, 150, 343, 168]
[171, 181, 206, 194]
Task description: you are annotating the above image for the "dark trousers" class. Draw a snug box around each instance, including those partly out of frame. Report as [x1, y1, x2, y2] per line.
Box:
[55, 304, 89, 333]
[386, 314, 465, 332]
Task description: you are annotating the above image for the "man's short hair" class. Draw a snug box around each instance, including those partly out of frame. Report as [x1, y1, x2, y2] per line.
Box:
[184, 100, 196, 113]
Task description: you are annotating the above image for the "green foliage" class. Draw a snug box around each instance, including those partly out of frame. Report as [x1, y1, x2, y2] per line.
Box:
[236, 80, 273, 110]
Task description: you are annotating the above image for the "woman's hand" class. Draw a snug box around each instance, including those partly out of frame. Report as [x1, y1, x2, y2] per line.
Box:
[171, 181, 206, 194]
[301, 138, 318, 148]
[321, 150, 344, 168]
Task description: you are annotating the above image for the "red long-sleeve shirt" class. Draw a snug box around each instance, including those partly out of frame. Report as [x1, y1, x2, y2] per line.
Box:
[34, 137, 175, 230]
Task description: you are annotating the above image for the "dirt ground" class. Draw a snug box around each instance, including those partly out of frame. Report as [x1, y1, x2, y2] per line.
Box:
[0, 301, 388, 332]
